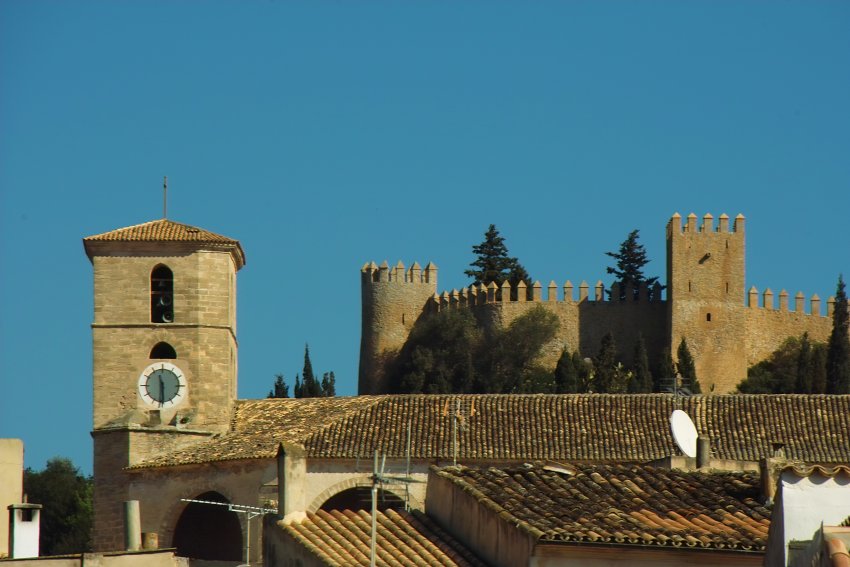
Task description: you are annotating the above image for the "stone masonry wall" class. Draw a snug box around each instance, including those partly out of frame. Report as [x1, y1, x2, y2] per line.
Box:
[359, 213, 843, 395]
[91, 248, 237, 431]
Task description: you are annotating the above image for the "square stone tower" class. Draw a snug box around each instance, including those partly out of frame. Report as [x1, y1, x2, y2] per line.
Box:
[667, 213, 747, 392]
[83, 218, 245, 551]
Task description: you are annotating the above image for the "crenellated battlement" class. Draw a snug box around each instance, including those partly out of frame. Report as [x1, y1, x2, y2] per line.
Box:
[428, 280, 666, 311]
[361, 260, 438, 284]
[666, 212, 745, 236]
[747, 286, 835, 317]
[360, 212, 840, 395]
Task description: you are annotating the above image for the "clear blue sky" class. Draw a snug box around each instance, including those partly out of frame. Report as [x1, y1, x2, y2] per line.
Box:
[1, 1, 848, 476]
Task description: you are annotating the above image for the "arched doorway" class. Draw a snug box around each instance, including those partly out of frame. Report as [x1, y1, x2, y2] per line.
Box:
[319, 487, 406, 512]
[173, 491, 242, 561]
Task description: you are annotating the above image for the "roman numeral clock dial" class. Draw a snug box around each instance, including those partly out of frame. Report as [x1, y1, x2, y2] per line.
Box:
[138, 362, 187, 409]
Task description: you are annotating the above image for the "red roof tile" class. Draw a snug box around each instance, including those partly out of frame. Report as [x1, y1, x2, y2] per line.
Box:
[279, 509, 489, 566]
[131, 394, 850, 469]
[84, 219, 245, 268]
[435, 462, 771, 552]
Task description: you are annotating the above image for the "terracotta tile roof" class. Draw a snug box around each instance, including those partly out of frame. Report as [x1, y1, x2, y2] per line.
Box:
[84, 219, 245, 268]
[130, 394, 850, 469]
[435, 462, 771, 551]
[279, 508, 489, 566]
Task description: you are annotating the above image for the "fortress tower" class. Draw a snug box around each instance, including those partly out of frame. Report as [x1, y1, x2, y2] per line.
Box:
[84, 218, 245, 551]
[359, 261, 438, 394]
[666, 213, 747, 392]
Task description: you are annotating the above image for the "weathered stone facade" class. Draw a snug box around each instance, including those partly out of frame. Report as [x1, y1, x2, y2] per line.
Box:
[359, 213, 835, 394]
[84, 222, 244, 552]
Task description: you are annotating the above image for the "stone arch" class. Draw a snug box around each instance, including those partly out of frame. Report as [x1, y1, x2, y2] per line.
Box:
[172, 491, 242, 561]
[308, 475, 415, 513]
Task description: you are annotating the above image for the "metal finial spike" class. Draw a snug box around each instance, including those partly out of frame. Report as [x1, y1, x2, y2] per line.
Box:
[163, 176, 168, 219]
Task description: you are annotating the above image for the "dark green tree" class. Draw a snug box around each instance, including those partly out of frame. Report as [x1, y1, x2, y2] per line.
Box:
[293, 373, 302, 398]
[629, 335, 653, 393]
[736, 335, 828, 394]
[653, 348, 676, 393]
[826, 274, 850, 394]
[24, 458, 92, 555]
[811, 343, 828, 394]
[300, 344, 322, 397]
[465, 224, 531, 301]
[395, 309, 481, 394]
[573, 352, 594, 393]
[676, 338, 701, 394]
[479, 305, 559, 393]
[605, 229, 662, 300]
[795, 333, 814, 393]
[321, 371, 336, 397]
[267, 373, 290, 398]
[593, 332, 628, 393]
[554, 348, 579, 393]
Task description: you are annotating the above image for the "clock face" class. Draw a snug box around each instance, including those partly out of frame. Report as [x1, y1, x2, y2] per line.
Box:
[138, 362, 187, 409]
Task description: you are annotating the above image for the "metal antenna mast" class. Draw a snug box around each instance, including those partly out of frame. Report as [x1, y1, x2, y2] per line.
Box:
[179, 498, 275, 566]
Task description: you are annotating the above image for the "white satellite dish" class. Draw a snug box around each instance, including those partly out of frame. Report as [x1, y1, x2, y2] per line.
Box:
[670, 409, 698, 458]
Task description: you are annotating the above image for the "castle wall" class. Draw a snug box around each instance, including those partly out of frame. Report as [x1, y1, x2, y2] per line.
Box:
[359, 261, 437, 394]
[744, 290, 833, 366]
[358, 213, 844, 395]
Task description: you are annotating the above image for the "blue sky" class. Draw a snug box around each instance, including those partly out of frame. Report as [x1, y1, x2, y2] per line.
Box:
[1, 1, 848, 475]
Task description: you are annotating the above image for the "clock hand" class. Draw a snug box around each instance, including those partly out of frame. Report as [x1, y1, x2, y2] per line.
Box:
[159, 374, 165, 406]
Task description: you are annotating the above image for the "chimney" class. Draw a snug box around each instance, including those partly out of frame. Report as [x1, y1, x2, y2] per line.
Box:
[696, 435, 711, 469]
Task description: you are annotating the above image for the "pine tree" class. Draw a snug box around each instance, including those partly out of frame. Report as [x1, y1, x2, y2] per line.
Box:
[554, 348, 578, 393]
[465, 224, 530, 301]
[267, 373, 290, 398]
[321, 372, 336, 397]
[629, 335, 653, 393]
[605, 229, 662, 300]
[826, 274, 850, 394]
[676, 338, 700, 394]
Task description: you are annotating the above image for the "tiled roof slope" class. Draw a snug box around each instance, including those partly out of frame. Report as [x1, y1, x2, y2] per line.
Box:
[436, 462, 771, 551]
[279, 509, 489, 567]
[84, 219, 245, 267]
[131, 394, 850, 469]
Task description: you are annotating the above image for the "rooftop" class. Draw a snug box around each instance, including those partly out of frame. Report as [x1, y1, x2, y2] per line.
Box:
[278, 508, 489, 567]
[435, 462, 771, 552]
[130, 394, 850, 470]
[83, 218, 245, 268]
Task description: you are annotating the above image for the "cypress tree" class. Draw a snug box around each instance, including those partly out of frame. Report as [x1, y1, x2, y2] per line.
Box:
[593, 332, 621, 393]
[677, 338, 701, 394]
[795, 333, 813, 393]
[267, 373, 290, 398]
[654, 348, 676, 393]
[811, 343, 828, 394]
[554, 348, 578, 393]
[629, 335, 653, 393]
[293, 374, 302, 398]
[321, 371, 336, 397]
[826, 275, 850, 394]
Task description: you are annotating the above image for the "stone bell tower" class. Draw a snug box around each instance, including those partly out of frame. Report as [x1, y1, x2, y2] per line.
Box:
[83, 218, 245, 551]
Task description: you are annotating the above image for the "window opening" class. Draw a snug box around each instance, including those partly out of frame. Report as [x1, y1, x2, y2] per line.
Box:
[151, 265, 174, 323]
[150, 342, 177, 359]
[706, 313, 712, 322]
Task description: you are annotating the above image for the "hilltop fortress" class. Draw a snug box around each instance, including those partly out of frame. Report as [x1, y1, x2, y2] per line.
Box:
[359, 212, 836, 394]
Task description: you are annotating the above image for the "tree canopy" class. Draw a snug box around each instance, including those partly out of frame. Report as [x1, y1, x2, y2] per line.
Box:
[737, 334, 828, 394]
[826, 274, 849, 394]
[465, 224, 530, 300]
[23, 458, 92, 555]
[605, 229, 661, 300]
[276, 345, 336, 399]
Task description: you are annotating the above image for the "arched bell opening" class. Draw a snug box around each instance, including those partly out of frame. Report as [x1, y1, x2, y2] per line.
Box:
[172, 491, 242, 561]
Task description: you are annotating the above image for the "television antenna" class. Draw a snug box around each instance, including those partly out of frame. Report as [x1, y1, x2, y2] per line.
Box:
[179, 498, 275, 567]
[442, 398, 477, 465]
[669, 409, 698, 458]
[367, 448, 424, 567]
